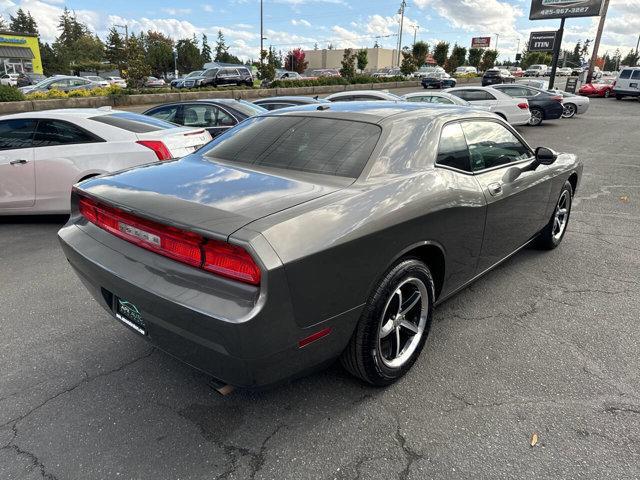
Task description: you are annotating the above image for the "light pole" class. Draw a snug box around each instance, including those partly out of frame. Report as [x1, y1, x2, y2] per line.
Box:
[587, 0, 610, 83]
[494, 33, 500, 51]
[260, 0, 264, 64]
[412, 24, 419, 47]
[396, 0, 406, 67]
[173, 48, 178, 78]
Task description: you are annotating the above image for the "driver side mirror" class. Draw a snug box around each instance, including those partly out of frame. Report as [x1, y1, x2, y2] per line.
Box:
[535, 146, 558, 166]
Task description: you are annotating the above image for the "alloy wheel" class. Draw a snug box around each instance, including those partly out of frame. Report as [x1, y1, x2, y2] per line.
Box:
[562, 103, 576, 118]
[377, 277, 428, 369]
[552, 190, 570, 241]
[604, 90, 610, 98]
[529, 109, 543, 126]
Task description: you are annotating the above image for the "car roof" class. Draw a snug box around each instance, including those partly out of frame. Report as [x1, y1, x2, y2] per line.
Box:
[254, 96, 328, 103]
[327, 90, 401, 99]
[2, 108, 127, 120]
[261, 101, 488, 124]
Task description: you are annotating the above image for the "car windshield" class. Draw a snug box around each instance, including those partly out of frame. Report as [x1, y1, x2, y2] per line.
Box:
[89, 112, 177, 132]
[202, 115, 381, 178]
[485, 70, 500, 76]
[186, 71, 203, 78]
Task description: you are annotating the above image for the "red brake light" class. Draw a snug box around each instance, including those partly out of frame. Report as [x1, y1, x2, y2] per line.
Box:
[77, 195, 260, 285]
[517, 102, 529, 110]
[136, 140, 173, 161]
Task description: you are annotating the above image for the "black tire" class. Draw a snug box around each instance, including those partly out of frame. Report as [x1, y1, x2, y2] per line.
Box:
[536, 181, 573, 250]
[615, 94, 622, 100]
[341, 258, 435, 386]
[423, 85, 428, 89]
[604, 90, 611, 98]
[528, 107, 544, 126]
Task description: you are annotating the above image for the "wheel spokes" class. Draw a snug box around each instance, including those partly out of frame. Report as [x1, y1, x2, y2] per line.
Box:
[400, 319, 419, 334]
[380, 319, 394, 338]
[399, 290, 421, 316]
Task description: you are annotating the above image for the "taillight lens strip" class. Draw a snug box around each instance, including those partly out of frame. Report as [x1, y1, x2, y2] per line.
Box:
[78, 196, 261, 285]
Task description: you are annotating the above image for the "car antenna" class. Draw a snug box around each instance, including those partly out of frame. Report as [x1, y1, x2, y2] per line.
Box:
[316, 105, 330, 110]
[313, 95, 319, 100]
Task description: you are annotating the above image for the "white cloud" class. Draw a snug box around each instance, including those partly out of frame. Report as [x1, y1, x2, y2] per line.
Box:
[201, 4, 213, 12]
[291, 19, 311, 27]
[160, 7, 191, 16]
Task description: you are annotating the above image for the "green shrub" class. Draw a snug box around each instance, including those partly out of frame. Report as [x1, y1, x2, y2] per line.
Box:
[0, 84, 25, 102]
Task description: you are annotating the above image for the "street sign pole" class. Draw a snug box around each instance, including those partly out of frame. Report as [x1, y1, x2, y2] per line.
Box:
[548, 18, 565, 90]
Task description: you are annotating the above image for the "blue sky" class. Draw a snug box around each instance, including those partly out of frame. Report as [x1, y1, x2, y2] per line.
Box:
[1, 0, 638, 61]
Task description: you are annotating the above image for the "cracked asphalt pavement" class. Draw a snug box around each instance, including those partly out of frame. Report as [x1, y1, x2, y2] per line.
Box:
[1, 95, 639, 479]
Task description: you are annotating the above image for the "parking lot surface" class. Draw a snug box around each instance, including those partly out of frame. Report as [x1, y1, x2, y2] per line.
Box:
[1, 95, 639, 479]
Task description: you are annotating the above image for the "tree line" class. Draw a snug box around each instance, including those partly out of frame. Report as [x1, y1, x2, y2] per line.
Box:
[3, 7, 245, 87]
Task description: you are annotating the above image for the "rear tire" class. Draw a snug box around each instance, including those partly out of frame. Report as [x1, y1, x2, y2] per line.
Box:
[341, 258, 434, 386]
[528, 107, 544, 126]
[536, 181, 573, 250]
[615, 94, 622, 100]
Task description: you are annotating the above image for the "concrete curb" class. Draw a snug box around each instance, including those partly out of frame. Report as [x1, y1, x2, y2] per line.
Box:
[0, 79, 482, 114]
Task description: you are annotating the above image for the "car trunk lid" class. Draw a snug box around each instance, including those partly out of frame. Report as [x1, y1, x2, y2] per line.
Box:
[77, 156, 348, 239]
[137, 127, 212, 158]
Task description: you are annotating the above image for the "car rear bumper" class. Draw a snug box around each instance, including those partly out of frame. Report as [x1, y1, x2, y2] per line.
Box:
[612, 88, 640, 97]
[58, 220, 360, 388]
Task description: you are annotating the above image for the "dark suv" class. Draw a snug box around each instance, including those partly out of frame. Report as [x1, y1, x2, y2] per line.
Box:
[16, 72, 47, 87]
[481, 68, 515, 86]
[181, 67, 253, 88]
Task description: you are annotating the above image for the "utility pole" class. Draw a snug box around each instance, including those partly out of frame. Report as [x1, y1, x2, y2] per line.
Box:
[494, 33, 500, 51]
[396, 0, 406, 67]
[115, 24, 128, 42]
[635, 34, 640, 66]
[260, 0, 264, 64]
[586, 0, 610, 83]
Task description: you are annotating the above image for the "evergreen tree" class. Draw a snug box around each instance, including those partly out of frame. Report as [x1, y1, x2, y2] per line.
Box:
[105, 27, 125, 72]
[433, 41, 449, 67]
[0, 15, 7, 30]
[356, 49, 368, 73]
[400, 47, 416, 75]
[146, 31, 174, 78]
[201, 34, 212, 63]
[411, 41, 429, 68]
[621, 49, 639, 67]
[9, 8, 38, 34]
[123, 35, 150, 88]
[339, 48, 356, 78]
[214, 30, 228, 62]
[468, 48, 484, 69]
[176, 37, 202, 73]
[479, 49, 499, 71]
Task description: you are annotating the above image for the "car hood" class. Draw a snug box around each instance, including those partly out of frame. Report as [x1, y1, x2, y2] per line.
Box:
[77, 156, 348, 238]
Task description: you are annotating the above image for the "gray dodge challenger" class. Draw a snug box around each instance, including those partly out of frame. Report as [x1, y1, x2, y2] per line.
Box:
[58, 102, 582, 388]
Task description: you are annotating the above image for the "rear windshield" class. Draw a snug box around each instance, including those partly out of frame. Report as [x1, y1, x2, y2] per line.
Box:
[202, 115, 381, 178]
[229, 100, 267, 117]
[89, 112, 176, 133]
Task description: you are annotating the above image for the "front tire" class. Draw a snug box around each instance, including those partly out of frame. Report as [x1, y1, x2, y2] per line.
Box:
[562, 103, 577, 118]
[536, 181, 573, 250]
[341, 258, 434, 386]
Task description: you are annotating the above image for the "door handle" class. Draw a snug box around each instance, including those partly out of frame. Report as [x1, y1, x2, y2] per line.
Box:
[9, 159, 29, 165]
[488, 182, 503, 196]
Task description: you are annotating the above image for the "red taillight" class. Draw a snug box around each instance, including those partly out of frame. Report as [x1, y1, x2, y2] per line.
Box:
[136, 140, 173, 161]
[77, 195, 260, 285]
[517, 102, 529, 110]
[203, 241, 261, 285]
[550, 95, 563, 102]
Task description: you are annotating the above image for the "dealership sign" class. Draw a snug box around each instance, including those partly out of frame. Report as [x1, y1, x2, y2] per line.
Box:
[529, 31, 557, 52]
[529, 0, 604, 19]
[471, 37, 491, 49]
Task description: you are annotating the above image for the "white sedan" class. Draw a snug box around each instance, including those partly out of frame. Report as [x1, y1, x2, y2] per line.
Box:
[402, 91, 490, 110]
[0, 73, 19, 86]
[0, 108, 212, 214]
[444, 86, 531, 126]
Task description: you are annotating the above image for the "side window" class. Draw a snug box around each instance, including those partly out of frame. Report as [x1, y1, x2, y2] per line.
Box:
[450, 90, 470, 101]
[461, 121, 532, 172]
[49, 79, 69, 89]
[182, 105, 236, 128]
[0, 119, 37, 150]
[631, 70, 640, 79]
[33, 120, 102, 147]
[431, 96, 454, 105]
[353, 95, 382, 101]
[436, 123, 470, 172]
[147, 105, 180, 123]
[619, 70, 632, 79]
